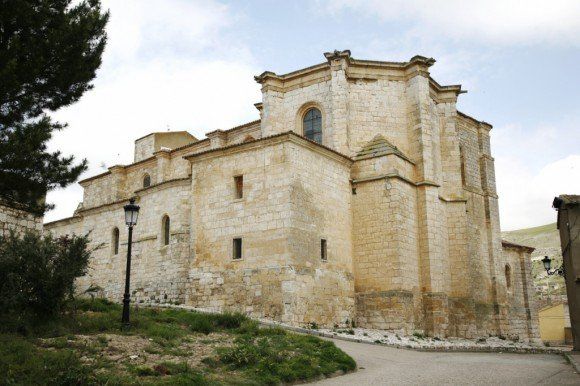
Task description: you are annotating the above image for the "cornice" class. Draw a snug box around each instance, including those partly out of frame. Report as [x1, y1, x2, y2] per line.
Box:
[78, 170, 112, 185]
[254, 53, 438, 85]
[429, 78, 464, 103]
[255, 50, 463, 103]
[457, 110, 493, 130]
[43, 215, 82, 228]
[184, 131, 352, 166]
[134, 177, 191, 195]
[76, 197, 133, 216]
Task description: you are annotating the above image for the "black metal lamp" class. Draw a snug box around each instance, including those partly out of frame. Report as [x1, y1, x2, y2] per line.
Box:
[542, 256, 552, 271]
[124, 198, 140, 226]
[122, 198, 140, 326]
[542, 255, 564, 276]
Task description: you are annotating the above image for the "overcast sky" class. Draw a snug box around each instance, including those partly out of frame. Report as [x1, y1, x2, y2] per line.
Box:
[46, 0, 580, 231]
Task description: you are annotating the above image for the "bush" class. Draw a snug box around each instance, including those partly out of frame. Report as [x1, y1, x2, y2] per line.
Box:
[0, 231, 91, 322]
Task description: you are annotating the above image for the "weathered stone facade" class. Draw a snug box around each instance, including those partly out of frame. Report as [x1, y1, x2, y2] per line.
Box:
[0, 201, 43, 237]
[45, 50, 539, 341]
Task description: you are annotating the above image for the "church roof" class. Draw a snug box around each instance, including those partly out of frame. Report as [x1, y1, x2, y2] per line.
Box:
[501, 239, 535, 253]
[354, 135, 414, 164]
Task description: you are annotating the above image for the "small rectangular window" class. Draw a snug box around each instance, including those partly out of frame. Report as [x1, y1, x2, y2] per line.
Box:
[321, 239, 327, 261]
[233, 238, 242, 260]
[234, 175, 243, 199]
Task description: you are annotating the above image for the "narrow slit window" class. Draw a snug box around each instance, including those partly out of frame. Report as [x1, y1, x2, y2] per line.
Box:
[459, 146, 466, 186]
[162, 215, 170, 246]
[505, 264, 512, 289]
[321, 239, 327, 261]
[233, 238, 242, 260]
[112, 227, 119, 255]
[234, 175, 244, 199]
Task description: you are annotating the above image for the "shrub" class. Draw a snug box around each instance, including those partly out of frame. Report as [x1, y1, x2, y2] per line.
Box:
[0, 231, 91, 323]
[412, 332, 425, 339]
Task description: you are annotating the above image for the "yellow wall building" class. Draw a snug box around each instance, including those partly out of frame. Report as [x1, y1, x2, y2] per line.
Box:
[539, 302, 571, 345]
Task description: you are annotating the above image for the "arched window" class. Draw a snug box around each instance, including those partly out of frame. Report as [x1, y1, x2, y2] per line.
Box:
[112, 227, 119, 255]
[162, 215, 170, 246]
[143, 174, 151, 188]
[303, 108, 322, 144]
[505, 264, 512, 289]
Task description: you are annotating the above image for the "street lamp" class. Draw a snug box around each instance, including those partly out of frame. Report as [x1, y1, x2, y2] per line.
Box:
[122, 198, 140, 326]
[542, 255, 565, 276]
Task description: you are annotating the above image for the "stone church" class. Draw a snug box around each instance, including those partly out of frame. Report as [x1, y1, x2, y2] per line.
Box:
[45, 50, 539, 340]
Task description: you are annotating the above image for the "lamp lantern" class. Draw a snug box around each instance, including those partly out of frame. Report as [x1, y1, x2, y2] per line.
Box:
[542, 256, 552, 272]
[124, 198, 140, 226]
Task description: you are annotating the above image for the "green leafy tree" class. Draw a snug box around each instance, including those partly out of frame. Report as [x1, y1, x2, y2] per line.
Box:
[0, 0, 109, 215]
[0, 231, 92, 321]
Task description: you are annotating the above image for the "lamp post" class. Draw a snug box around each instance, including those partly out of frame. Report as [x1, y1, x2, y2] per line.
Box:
[122, 198, 140, 327]
[542, 255, 565, 276]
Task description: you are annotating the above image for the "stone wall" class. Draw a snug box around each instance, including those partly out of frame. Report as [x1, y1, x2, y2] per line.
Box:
[47, 180, 192, 305]
[501, 244, 541, 342]
[186, 135, 354, 326]
[0, 202, 42, 237]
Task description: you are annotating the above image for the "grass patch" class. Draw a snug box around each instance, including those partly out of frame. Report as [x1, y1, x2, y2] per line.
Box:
[216, 330, 356, 385]
[0, 298, 355, 385]
[0, 334, 91, 385]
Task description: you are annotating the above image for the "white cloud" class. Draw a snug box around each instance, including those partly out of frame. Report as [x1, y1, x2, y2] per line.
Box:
[496, 155, 580, 230]
[44, 1, 260, 223]
[492, 115, 580, 230]
[323, 0, 580, 46]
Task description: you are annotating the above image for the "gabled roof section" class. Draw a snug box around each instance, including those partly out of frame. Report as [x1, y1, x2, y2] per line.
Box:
[354, 135, 414, 164]
[501, 239, 535, 253]
[134, 130, 197, 143]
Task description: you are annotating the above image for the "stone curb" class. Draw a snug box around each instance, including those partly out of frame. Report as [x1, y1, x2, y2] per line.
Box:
[142, 303, 565, 355]
[565, 353, 580, 373]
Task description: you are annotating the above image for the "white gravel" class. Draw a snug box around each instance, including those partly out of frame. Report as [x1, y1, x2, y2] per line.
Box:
[316, 327, 565, 352]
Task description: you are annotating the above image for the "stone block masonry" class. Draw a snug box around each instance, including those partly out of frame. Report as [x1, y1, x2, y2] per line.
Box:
[45, 50, 539, 342]
[0, 201, 42, 237]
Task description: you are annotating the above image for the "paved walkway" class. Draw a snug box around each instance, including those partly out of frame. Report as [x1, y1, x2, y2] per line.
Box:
[312, 339, 579, 385]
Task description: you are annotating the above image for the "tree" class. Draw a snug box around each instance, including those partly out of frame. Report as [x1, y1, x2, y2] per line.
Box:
[0, 0, 109, 215]
[0, 231, 91, 320]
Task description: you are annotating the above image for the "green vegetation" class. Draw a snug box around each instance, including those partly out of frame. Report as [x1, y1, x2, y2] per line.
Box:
[504, 223, 557, 238]
[0, 299, 355, 385]
[1, 0, 109, 215]
[0, 231, 92, 328]
[412, 332, 425, 339]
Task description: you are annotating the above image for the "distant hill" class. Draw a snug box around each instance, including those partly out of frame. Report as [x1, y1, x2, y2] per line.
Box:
[502, 223, 560, 261]
[502, 223, 566, 307]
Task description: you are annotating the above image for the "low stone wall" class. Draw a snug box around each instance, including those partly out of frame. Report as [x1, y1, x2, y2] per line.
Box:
[0, 202, 42, 237]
